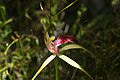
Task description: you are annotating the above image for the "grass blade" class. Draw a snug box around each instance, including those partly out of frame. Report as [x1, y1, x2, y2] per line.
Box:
[2, 18, 13, 26]
[4, 39, 19, 55]
[52, 0, 78, 18]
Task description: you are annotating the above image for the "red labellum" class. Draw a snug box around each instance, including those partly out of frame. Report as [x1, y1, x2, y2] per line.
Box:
[53, 34, 76, 47]
[46, 34, 76, 54]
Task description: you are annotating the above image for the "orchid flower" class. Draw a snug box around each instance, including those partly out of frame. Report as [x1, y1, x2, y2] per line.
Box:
[32, 31, 94, 80]
[45, 34, 76, 54]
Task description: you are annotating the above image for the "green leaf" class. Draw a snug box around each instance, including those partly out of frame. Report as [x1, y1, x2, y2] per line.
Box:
[59, 44, 95, 57]
[0, 66, 8, 72]
[4, 39, 19, 55]
[58, 54, 94, 80]
[32, 55, 56, 80]
[2, 18, 13, 26]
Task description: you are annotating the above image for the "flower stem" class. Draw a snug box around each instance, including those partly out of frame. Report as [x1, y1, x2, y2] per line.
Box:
[55, 57, 59, 80]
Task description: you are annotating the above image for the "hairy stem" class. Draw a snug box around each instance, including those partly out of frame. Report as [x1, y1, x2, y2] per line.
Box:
[55, 57, 59, 80]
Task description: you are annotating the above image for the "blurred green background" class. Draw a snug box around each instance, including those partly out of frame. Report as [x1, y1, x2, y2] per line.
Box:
[0, 0, 120, 80]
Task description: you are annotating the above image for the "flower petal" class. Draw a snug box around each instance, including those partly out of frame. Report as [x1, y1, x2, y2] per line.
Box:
[59, 44, 96, 58]
[46, 43, 58, 54]
[58, 54, 94, 80]
[53, 35, 76, 47]
[32, 55, 56, 80]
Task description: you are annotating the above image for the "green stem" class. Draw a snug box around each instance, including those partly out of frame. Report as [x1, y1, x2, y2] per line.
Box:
[55, 57, 59, 80]
[0, 72, 2, 80]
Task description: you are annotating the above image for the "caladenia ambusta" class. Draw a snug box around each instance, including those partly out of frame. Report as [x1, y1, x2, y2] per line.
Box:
[32, 31, 94, 80]
[45, 33, 77, 54]
[32, 0, 94, 80]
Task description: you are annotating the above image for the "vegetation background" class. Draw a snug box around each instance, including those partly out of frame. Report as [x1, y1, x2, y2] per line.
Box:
[0, 0, 120, 80]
